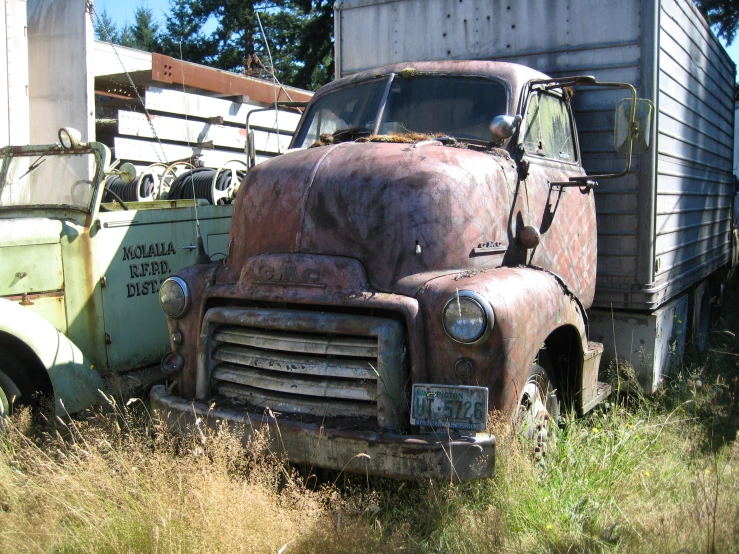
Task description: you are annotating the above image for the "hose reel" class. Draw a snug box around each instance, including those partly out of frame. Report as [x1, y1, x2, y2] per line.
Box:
[163, 160, 246, 205]
[103, 160, 246, 205]
[103, 172, 158, 203]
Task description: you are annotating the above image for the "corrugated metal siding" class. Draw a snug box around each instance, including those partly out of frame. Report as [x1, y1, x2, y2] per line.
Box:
[337, 0, 647, 303]
[652, 0, 735, 306]
[336, 0, 735, 310]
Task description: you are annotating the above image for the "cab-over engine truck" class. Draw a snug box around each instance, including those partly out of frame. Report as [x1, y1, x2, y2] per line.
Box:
[151, 0, 737, 480]
[150, 60, 653, 480]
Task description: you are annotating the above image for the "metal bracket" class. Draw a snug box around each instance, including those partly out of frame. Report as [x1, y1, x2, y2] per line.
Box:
[549, 180, 597, 193]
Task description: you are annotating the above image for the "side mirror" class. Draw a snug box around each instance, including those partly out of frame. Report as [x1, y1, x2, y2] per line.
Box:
[614, 98, 654, 154]
[489, 115, 522, 142]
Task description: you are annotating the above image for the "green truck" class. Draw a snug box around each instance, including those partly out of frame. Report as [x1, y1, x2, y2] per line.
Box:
[0, 131, 233, 415]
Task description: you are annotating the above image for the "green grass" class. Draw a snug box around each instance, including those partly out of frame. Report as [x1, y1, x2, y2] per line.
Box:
[2, 292, 739, 553]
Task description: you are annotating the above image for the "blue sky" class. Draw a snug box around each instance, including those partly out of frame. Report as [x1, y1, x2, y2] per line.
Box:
[95, 0, 739, 71]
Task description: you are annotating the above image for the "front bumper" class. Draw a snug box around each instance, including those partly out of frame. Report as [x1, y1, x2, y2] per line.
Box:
[150, 385, 496, 480]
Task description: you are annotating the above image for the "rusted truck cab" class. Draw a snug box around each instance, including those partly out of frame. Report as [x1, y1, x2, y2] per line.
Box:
[152, 61, 643, 479]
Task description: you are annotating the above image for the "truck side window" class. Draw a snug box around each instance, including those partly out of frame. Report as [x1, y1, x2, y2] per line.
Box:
[522, 91, 577, 162]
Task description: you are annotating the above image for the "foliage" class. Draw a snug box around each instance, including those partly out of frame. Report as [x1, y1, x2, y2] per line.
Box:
[93, 8, 120, 44]
[94, 6, 162, 53]
[94, 1, 333, 91]
[2, 285, 739, 552]
[120, 6, 162, 53]
[158, 0, 217, 68]
[696, 0, 739, 45]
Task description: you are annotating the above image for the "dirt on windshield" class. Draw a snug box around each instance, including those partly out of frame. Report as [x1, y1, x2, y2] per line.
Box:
[311, 129, 439, 147]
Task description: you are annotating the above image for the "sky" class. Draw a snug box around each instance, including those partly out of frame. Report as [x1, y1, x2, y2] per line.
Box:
[95, 0, 170, 29]
[95, 0, 739, 71]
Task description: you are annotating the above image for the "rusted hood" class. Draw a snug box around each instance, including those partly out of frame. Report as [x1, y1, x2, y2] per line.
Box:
[229, 141, 519, 293]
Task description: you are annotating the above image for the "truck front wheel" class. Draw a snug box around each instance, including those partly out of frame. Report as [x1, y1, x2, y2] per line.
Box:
[514, 364, 560, 459]
[0, 350, 34, 416]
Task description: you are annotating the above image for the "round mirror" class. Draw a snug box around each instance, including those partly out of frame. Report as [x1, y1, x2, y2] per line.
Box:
[58, 127, 82, 149]
[489, 115, 522, 142]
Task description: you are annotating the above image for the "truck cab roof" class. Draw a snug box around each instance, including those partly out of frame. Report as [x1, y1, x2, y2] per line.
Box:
[316, 60, 552, 111]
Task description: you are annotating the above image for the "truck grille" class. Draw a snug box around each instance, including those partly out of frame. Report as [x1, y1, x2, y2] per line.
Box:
[199, 307, 407, 430]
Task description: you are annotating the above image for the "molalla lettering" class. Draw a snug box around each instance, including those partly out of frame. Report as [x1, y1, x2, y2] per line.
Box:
[127, 277, 168, 298]
[122, 242, 177, 261]
[129, 260, 171, 279]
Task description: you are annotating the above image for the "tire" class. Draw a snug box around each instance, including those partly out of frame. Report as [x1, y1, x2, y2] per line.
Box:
[514, 364, 559, 459]
[690, 281, 711, 354]
[0, 350, 34, 416]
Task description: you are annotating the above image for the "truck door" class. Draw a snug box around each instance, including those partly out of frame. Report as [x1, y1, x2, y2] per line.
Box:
[514, 88, 598, 303]
[95, 203, 233, 372]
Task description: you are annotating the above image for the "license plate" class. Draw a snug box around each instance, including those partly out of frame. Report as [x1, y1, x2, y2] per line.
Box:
[410, 384, 489, 431]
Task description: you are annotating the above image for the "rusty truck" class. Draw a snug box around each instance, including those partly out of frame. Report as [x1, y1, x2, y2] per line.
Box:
[150, 0, 736, 480]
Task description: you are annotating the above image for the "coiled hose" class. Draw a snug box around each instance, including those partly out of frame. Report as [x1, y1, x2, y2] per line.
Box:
[103, 174, 157, 203]
[168, 167, 244, 204]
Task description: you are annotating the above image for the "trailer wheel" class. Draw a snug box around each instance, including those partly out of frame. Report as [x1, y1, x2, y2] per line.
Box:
[691, 281, 711, 354]
[0, 350, 34, 416]
[515, 364, 559, 460]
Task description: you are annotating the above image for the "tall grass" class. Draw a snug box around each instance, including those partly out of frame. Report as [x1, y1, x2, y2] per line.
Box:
[2, 294, 739, 553]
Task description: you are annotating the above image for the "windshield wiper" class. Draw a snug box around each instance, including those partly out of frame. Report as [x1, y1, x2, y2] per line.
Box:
[17, 145, 56, 180]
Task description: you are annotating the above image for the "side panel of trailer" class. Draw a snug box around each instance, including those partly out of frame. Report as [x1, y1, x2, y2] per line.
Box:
[647, 0, 735, 309]
[335, 0, 735, 311]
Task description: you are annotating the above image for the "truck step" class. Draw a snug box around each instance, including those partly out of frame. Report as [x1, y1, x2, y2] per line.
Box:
[581, 381, 612, 415]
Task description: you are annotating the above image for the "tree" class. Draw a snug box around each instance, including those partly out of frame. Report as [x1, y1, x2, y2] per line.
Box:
[119, 6, 162, 53]
[93, 8, 121, 43]
[695, 0, 739, 45]
[93, 5, 162, 53]
[160, 0, 334, 90]
[287, 0, 333, 89]
[159, 0, 217, 63]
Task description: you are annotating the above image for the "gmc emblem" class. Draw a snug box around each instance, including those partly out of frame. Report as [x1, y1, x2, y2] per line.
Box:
[255, 265, 327, 288]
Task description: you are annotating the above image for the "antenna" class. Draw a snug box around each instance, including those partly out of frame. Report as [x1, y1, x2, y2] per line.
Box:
[179, 40, 209, 264]
[255, 11, 282, 153]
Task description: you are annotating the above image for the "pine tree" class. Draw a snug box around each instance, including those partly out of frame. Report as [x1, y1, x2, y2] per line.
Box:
[93, 7, 120, 43]
[119, 6, 162, 52]
[160, 0, 217, 63]
[158, 0, 335, 89]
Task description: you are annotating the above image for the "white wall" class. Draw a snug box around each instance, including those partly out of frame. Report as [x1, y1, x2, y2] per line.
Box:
[0, 0, 30, 147]
[28, 0, 94, 145]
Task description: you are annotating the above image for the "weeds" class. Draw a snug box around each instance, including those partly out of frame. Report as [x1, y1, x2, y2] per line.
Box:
[2, 297, 739, 553]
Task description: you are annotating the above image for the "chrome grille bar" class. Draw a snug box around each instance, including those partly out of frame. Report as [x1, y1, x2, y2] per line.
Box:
[198, 307, 407, 430]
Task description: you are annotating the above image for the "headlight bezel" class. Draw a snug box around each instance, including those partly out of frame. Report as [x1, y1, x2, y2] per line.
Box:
[442, 290, 495, 345]
[159, 276, 191, 318]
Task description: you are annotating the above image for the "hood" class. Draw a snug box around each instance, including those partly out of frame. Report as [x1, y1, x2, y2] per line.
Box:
[228, 141, 519, 293]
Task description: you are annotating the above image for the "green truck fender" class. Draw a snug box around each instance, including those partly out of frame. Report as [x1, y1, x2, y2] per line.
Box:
[0, 297, 107, 415]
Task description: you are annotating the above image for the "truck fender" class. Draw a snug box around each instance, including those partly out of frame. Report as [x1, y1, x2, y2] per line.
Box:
[0, 298, 106, 415]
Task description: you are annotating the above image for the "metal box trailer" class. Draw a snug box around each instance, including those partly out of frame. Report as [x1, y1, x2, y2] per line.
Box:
[334, 0, 737, 389]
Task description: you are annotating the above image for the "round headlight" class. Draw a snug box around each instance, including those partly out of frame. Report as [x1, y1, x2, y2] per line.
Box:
[442, 291, 494, 344]
[159, 277, 190, 318]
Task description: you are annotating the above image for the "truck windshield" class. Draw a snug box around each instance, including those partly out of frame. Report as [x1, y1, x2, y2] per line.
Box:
[0, 148, 100, 211]
[293, 75, 508, 148]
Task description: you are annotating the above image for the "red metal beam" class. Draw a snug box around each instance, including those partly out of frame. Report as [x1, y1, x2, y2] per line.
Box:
[151, 53, 313, 104]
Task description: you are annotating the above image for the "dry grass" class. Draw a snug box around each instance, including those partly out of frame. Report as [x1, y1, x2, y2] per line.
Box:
[2, 293, 739, 553]
[0, 399, 402, 554]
